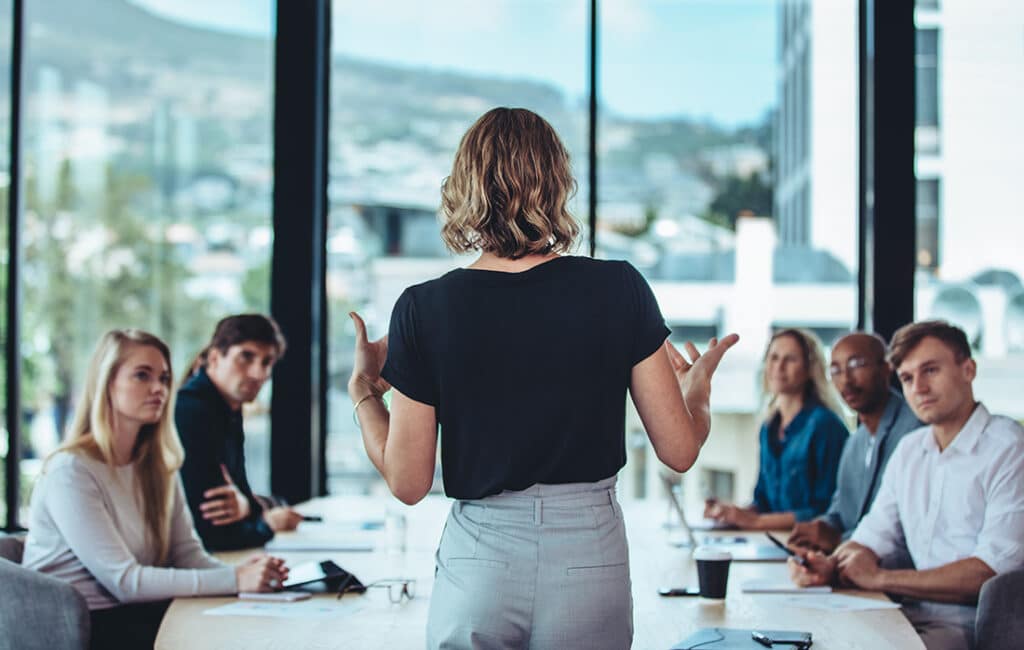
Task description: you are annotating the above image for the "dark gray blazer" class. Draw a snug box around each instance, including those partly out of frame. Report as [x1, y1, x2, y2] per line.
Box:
[819, 389, 923, 539]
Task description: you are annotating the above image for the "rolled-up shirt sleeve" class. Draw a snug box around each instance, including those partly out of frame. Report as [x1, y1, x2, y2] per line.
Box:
[850, 445, 906, 560]
[972, 443, 1024, 574]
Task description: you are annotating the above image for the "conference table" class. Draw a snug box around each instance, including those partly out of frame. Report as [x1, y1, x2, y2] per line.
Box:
[156, 495, 924, 649]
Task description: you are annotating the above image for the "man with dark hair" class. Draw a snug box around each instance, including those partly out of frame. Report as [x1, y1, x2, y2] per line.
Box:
[788, 332, 921, 553]
[791, 320, 1024, 650]
[177, 314, 303, 551]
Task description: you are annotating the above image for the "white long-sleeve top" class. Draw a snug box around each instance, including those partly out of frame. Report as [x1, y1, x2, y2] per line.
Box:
[22, 451, 238, 610]
[851, 403, 1024, 575]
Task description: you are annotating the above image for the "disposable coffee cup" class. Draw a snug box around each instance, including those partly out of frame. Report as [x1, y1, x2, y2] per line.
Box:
[694, 547, 732, 600]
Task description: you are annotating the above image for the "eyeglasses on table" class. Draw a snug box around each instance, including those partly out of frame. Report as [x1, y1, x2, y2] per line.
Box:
[336, 578, 416, 603]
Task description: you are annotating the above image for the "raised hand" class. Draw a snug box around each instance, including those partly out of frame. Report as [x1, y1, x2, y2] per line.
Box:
[348, 312, 391, 401]
[200, 463, 252, 526]
[665, 334, 739, 434]
[665, 334, 740, 400]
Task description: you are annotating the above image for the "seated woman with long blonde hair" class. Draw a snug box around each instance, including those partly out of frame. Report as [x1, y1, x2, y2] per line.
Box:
[22, 329, 287, 649]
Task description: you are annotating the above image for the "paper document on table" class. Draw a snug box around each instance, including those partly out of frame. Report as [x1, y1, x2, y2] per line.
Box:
[265, 526, 377, 552]
[741, 580, 832, 594]
[767, 593, 901, 611]
[203, 599, 363, 619]
[265, 538, 375, 552]
[298, 520, 384, 532]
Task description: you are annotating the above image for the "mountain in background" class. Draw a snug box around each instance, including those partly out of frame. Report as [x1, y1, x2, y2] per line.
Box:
[0, 0, 770, 217]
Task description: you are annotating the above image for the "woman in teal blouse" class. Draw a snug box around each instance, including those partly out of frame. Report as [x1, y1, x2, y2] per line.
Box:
[705, 328, 849, 530]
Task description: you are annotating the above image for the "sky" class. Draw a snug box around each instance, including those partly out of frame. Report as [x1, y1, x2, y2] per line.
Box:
[129, 0, 777, 127]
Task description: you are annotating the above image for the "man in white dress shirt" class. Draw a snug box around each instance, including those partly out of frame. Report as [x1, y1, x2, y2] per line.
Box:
[790, 320, 1024, 650]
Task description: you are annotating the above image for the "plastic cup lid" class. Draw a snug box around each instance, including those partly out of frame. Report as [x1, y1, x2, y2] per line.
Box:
[693, 546, 732, 561]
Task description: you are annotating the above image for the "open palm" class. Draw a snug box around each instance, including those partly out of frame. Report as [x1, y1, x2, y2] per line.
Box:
[664, 334, 739, 407]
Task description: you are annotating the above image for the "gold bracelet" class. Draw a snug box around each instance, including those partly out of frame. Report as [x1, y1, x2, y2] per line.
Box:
[352, 393, 384, 427]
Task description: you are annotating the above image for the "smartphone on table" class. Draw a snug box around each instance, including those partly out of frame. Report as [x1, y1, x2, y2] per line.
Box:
[657, 586, 701, 597]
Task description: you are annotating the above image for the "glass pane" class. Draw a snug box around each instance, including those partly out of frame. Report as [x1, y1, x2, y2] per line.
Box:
[916, 179, 940, 271]
[327, 0, 587, 494]
[0, 0, 10, 526]
[915, 28, 940, 152]
[914, 1, 1024, 419]
[20, 0, 276, 499]
[599, 0, 859, 504]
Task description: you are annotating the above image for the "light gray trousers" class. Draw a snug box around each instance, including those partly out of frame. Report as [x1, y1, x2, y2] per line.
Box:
[903, 600, 977, 650]
[426, 476, 633, 650]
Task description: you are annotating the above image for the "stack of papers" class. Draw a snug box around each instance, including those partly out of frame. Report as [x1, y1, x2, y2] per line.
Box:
[761, 593, 902, 611]
[742, 580, 832, 594]
[264, 521, 379, 552]
[265, 538, 374, 552]
[204, 599, 364, 619]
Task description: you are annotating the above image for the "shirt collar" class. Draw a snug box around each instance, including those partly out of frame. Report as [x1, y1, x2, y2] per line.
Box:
[920, 402, 990, 455]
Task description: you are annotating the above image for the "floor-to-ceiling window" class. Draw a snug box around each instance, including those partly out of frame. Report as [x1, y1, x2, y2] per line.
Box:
[0, 0, 10, 525]
[913, 0, 1024, 421]
[14, 0, 276, 508]
[598, 0, 860, 509]
[325, 0, 588, 495]
[0, 1, 969, 521]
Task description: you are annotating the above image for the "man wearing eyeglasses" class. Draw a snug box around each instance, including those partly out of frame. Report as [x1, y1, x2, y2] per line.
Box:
[787, 332, 921, 553]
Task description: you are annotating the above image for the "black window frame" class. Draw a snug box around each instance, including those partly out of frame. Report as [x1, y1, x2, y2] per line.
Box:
[3, 0, 916, 528]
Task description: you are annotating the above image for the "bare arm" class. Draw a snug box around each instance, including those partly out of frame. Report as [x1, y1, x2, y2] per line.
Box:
[838, 542, 995, 604]
[629, 345, 702, 472]
[704, 500, 796, 530]
[879, 559, 995, 604]
[349, 312, 438, 505]
[750, 511, 797, 530]
[630, 336, 739, 473]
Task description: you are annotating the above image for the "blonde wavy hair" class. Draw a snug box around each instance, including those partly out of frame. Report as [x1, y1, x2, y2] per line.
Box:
[440, 107, 580, 259]
[761, 328, 845, 419]
[55, 329, 184, 565]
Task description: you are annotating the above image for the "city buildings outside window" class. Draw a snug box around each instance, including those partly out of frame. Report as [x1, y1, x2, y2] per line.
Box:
[913, 1, 1024, 409]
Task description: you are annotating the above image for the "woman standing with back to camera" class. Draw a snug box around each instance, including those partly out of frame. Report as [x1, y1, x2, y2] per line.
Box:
[348, 107, 738, 649]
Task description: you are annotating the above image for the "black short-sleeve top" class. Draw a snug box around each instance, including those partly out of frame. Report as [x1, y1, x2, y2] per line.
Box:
[380, 255, 670, 500]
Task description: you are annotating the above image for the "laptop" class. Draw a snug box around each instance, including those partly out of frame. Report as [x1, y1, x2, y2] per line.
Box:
[659, 473, 790, 562]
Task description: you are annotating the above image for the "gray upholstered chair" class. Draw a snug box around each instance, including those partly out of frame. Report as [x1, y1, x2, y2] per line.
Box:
[976, 569, 1024, 650]
[0, 533, 90, 650]
[0, 532, 25, 563]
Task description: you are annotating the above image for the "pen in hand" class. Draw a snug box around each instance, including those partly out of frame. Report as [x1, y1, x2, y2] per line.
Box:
[765, 532, 807, 567]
